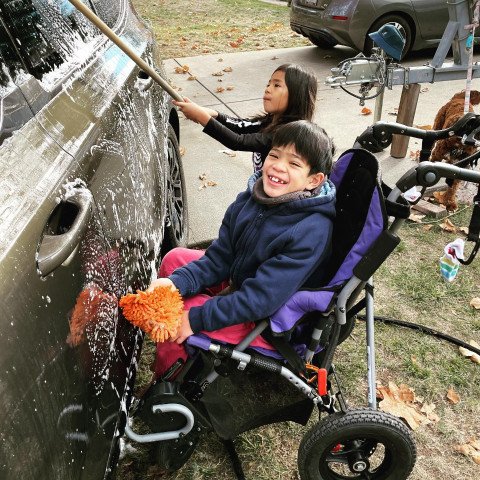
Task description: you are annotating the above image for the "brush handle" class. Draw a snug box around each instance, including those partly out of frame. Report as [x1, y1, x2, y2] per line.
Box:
[67, 0, 183, 101]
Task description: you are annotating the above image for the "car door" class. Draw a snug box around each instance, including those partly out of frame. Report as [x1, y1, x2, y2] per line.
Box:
[412, 0, 449, 41]
[0, 1, 148, 478]
[13, 0, 172, 290]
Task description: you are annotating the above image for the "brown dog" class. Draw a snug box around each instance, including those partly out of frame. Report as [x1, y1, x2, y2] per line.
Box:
[429, 90, 480, 211]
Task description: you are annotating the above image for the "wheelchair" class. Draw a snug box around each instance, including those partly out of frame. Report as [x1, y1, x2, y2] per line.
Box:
[123, 113, 480, 480]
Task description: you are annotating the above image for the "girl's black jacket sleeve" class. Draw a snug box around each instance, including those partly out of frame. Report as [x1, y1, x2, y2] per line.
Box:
[203, 112, 272, 156]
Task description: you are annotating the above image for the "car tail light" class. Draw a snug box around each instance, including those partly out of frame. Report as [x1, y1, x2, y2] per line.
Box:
[331, 16, 348, 21]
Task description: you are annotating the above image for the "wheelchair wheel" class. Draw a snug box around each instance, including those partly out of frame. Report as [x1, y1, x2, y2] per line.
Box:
[298, 409, 416, 480]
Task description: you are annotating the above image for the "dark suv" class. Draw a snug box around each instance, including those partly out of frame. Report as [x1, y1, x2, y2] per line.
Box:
[0, 1, 187, 478]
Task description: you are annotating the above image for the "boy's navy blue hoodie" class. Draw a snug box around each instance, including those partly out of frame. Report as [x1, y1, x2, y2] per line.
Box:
[169, 172, 336, 333]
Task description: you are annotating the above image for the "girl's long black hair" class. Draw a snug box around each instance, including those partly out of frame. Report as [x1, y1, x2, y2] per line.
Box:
[253, 63, 318, 133]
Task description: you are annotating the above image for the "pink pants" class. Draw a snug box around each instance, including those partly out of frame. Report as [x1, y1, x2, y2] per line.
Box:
[154, 247, 274, 378]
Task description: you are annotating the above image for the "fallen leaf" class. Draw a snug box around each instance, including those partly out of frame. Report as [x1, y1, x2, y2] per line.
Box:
[216, 86, 225, 93]
[361, 107, 372, 115]
[446, 388, 460, 404]
[470, 297, 480, 309]
[223, 66, 233, 72]
[377, 382, 431, 430]
[408, 213, 425, 223]
[459, 340, 480, 365]
[179, 146, 186, 156]
[409, 150, 420, 160]
[421, 86, 429, 92]
[226, 86, 234, 91]
[229, 42, 240, 48]
[423, 224, 433, 231]
[174, 65, 190, 74]
[440, 218, 456, 232]
[206, 180, 217, 187]
[455, 438, 480, 464]
[458, 226, 469, 235]
[187, 75, 196, 81]
[271, 56, 279, 60]
[212, 71, 224, 77]
[218, 58, 224, 62]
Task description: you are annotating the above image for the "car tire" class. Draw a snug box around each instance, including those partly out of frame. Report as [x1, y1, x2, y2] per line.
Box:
[309, 35, 337, 49]
[364, 14, 413, 60]
[162, 125, 188, 254]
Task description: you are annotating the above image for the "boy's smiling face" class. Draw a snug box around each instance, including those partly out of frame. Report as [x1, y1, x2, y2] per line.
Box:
[262, 144, 324, 198]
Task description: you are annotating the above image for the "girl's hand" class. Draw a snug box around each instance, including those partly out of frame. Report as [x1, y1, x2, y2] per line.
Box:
[173, 97, 217, 126]
[173, 310, 194, 344]
[147, 277, 176, 293]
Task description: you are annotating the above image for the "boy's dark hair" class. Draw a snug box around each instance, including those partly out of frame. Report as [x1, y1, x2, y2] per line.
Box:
[255, 63, 318, 132]
[271, 120, 335, 175]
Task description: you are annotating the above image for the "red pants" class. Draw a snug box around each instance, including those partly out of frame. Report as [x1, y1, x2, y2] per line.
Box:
[154, 247, 273, 378]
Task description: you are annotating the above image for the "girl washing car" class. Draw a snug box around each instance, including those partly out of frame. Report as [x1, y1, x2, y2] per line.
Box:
[173, 63, 318, 172]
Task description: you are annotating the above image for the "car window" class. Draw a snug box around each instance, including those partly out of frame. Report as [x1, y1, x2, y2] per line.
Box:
[0, 0, 100, 84]
[91, 0, 123, 29]
[0, 25, 34, 145]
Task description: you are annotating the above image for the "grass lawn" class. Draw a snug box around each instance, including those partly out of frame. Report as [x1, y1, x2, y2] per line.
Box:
[120, 2, 480, 479]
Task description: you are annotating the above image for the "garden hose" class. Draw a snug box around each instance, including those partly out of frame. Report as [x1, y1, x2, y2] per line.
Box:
[356, 315, 480, 357]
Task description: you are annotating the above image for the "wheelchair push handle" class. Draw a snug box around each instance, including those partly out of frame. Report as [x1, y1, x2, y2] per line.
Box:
[355, 113, 480, 155]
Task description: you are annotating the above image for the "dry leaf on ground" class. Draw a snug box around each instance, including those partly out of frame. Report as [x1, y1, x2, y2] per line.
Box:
[226, 86, 234, 91]
[408, 213, 425, 223]
[216, 86, 225, 93]
[361, 107, 372, 115]
[212, 71, 224, 76]
[377, 382, 437, 430]
[409, 150, 420, 160]
[440, 218, 456, 232]
[187, 75, 196, 81]
[458, 339, 480, 365]
[446, 388, 460, 404]
[470, 297, 480, 309]
[223, 66, 233, 72]
[454, 438, 480, 464]
[179, 146, 186, 156]
[198, 173, 218, 190]
[174, 65, 190, 74]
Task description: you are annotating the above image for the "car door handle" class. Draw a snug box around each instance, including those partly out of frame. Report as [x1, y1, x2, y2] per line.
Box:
[37, 186, 93, 277]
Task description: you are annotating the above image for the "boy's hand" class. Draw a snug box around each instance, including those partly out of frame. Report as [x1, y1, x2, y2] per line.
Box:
[172, 97, 216, 126]
[147, 277, 176, 293]
[173, 310, 194, 344]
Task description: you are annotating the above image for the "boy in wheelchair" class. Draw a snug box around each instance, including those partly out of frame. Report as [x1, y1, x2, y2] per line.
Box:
[149, 119, 336, 378]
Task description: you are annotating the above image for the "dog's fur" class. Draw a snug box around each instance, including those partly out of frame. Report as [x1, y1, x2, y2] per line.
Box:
[429, 90, 480, 211]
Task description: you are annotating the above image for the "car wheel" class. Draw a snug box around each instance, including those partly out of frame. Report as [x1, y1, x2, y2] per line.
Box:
[364, 14, 413, 59]
[298, 409, 417, 480]
[163, 125, 188, 253]
[309, 35, 337, 49]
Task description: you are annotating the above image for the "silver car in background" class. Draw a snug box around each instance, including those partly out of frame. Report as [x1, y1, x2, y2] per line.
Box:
[290, 0, 449, 58]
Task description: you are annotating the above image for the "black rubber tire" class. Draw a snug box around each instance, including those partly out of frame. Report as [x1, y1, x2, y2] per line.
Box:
[162, 125, 188, 253]
[309, 35, 337, 49]
[364, 14, 413, 60]
[298, 409, 416, 480]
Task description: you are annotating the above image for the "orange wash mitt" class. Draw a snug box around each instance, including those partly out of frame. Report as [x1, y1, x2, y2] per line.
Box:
[119, 286, 184, 342]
